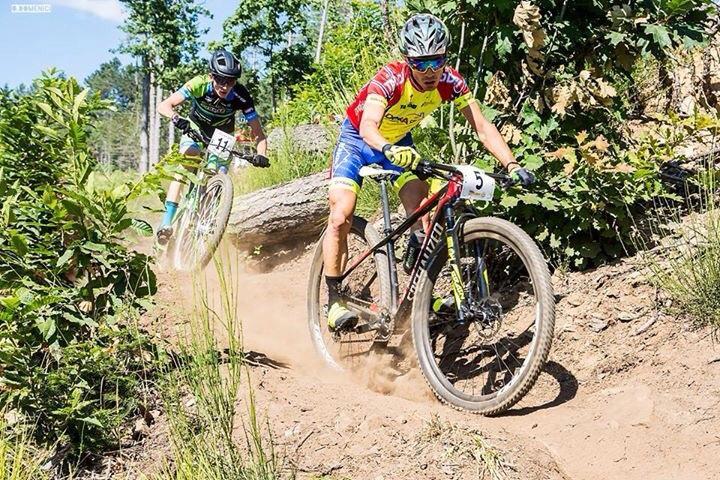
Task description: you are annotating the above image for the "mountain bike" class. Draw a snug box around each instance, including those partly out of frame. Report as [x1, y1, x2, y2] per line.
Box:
[307, 160, 555, 414]
[169, 128, 265, 271]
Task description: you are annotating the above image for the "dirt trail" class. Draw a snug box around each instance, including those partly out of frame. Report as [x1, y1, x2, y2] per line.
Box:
[155, 244, 720, 480]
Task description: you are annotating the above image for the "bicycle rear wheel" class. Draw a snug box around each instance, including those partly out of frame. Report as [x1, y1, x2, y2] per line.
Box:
[307, 216, 391, 371]
[173, 173, 234, 271]
[411, 217, 554, 414]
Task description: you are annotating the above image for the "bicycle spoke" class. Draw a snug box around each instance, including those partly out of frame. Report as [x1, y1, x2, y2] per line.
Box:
[427, 235, 540, 401]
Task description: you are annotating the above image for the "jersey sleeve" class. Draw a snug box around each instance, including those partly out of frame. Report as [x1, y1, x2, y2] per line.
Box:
[439, 67, 475, 110]
[365, 64, 403, 107]
[178, 75, 207, 100]
[232, 84, 259, 121]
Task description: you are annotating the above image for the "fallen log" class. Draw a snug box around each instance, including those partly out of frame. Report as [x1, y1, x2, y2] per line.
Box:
[227, 171, 329, 252]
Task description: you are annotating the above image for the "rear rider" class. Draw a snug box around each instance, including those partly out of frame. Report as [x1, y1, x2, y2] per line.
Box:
[323, 14, 535, 332]
[155, 49, 270, 245]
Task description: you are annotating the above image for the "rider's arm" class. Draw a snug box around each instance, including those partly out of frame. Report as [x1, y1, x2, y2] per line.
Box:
[247, 118, 267, 156]
[158, 91, 186, 119]
[460, 101, 518, 171]
[358, 95, 392, 151]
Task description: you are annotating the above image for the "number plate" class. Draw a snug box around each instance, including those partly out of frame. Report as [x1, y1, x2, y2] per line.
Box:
[207, 129, 236, 160]
[456, 165, 496, 201]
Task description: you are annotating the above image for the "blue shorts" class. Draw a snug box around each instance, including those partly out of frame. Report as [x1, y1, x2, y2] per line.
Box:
[330, 118, 419, 193]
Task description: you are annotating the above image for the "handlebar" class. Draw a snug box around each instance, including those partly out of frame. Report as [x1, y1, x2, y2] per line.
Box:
[416, 160, 514, 187]
[184, 128, 267, 167]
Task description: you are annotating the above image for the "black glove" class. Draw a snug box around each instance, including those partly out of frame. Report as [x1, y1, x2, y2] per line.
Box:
[509, 167, 535, 187]
[252, 154, 270, 168]
[172, 115, 192, 134]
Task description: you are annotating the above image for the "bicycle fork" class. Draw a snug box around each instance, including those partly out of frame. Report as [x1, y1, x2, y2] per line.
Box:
[443, 203, 468, 324]
[443, 204, 491, 325]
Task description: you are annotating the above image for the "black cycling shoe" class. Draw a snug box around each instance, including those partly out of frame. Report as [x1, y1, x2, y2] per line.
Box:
[156, 226, 174, 246]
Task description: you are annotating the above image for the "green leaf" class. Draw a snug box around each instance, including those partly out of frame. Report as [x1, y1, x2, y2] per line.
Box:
[522, 154, 544, 170]
[130, 219, 153, 237]
[606, 31, 626, 47]
[61, 199, 84, 217]
[478, 103, 501, 122]
[549, 234, 561, 249]
[0, 296, 20, 310]
[495, 33, 512, 59]
[81, 241, 107, 253]
[518, 193, 541, 205]
[57, 248, 75, 268]
[35, 125, 60, 139]
[72, 89, 89, 120]
[37, 318, 57, 340]
[111, 183, 131, 200]
[645, 24, 672, 49]
[499, 196, 519, 208]
[80, 416, 104, 428]
[537, 117, 559, 141]
[10, 233, 29, 256]
[538, 196, 560, 211]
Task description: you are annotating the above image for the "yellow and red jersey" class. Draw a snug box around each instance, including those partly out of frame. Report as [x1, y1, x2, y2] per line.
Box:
[346, 61, 475, 144]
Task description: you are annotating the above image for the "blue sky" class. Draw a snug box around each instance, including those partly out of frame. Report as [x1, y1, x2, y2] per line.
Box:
[0, 0, 236, 88]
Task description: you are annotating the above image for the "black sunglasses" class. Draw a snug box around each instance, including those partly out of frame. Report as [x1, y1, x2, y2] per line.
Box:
[212, 75, 236, 86]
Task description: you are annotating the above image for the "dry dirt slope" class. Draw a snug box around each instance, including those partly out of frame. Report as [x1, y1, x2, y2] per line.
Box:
[151, 246, 720, 480]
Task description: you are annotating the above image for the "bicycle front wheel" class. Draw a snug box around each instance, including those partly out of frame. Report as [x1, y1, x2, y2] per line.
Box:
[411, 217, 554, 414]
[173, 173, 234, 271]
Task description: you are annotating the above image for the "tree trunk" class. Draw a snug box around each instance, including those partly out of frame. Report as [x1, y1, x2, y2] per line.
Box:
[227, 172, 329, 252]
[168, 117, 175, 151]
[315, 0, 331, 63]
[148, 73, 158, 167]
[379, 0, 393, 45]
[155, 83, 163, 161]
[448, 22, 466, 163]
[139, 61, 150, 173]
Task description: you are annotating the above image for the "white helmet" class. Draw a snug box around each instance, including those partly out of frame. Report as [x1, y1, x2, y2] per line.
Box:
[398, 13, 452, 58]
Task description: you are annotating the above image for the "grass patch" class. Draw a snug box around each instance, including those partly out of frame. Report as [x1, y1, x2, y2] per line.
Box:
[634, 163, 720, 334]
[0, 416, 51, 480]
[415, 415, 514, 480]
[154, 253, 278, 479]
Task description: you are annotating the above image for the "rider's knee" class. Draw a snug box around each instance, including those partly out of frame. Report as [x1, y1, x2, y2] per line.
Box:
[327, 207, 352, 233]
[327, 191, 355, 233]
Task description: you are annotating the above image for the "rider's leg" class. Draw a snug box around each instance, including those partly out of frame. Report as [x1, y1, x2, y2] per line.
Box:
[157, 138, 201, 244]
[324, 124, 366, 331]
[397, 177, 430, 231]
[323, 187, 356, 277]
[323, 185, 361, 331]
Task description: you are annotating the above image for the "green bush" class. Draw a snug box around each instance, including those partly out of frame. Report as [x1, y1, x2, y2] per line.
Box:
[0, 72, 161, 455]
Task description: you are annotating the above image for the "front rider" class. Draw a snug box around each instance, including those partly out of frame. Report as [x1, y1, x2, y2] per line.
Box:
[155, 49, 269, 245]
[324, 14, 535, 332]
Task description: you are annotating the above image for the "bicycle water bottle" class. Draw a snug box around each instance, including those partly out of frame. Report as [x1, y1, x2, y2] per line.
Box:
[403, 230, 426, 274]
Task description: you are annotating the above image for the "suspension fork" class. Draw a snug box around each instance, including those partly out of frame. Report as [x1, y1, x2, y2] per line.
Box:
[443, 203, 467, 324]
[474, 241, 490, 299]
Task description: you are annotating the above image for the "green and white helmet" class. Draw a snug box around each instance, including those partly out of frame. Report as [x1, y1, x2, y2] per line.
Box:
[398, 13, 451, 58]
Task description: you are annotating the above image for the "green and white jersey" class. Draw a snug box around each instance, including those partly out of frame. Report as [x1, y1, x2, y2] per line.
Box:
[178, 75, 258, 138]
